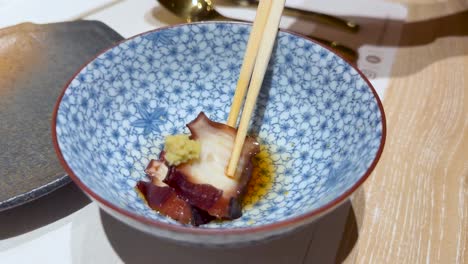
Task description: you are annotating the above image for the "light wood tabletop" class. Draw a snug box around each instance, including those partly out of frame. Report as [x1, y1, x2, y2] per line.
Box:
[337, 0, 468, 263]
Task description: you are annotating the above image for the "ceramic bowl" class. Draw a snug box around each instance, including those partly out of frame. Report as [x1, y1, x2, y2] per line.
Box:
[53, 22, 385, 246]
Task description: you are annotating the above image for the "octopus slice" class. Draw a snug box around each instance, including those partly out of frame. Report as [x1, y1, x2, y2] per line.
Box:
[164, 112, 260, 219]
[136, 158, 214, 226]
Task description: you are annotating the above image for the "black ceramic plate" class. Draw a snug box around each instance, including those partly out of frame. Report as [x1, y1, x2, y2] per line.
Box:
[0, 20, 123, 211]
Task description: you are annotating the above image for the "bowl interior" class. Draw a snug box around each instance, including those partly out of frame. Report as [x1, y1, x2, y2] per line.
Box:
[55, 22, 384, 229]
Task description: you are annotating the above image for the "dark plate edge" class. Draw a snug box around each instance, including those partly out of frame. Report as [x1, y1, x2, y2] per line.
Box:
[0, 20, 123, 212]
[0, 175, 70, 212]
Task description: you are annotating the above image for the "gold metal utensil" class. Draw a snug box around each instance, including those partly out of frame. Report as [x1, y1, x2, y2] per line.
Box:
[157, 0, 225, 22]
[157, 0, 357, 61]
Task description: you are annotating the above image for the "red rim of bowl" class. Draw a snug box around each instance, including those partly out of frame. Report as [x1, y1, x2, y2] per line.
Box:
[51, 21, 386, 236]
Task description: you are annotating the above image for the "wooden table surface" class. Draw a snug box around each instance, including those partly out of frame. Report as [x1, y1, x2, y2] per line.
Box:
[337, 0, 468, 263]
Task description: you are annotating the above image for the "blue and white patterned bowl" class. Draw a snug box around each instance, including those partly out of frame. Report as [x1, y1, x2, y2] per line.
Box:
[53, 22, 385, 245]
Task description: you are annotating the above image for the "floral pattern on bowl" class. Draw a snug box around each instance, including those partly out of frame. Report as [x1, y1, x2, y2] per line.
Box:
[53, 22, 385, 245]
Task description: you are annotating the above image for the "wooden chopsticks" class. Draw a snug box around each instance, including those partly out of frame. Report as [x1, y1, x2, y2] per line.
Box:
[226, 0, 286, 177]
[226, 0, 273, 127]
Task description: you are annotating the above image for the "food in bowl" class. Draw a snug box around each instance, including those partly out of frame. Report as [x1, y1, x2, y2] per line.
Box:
[53, 22, 385, 245]
[137, 112, 260, 225]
